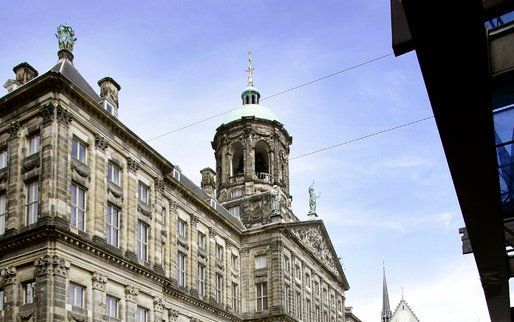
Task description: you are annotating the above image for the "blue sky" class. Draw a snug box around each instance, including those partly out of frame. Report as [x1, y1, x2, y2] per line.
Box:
[0, 1, 490, 321]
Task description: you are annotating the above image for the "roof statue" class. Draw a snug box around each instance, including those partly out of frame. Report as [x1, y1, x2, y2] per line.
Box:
[245, 51, 255, 86]
[56, 24, 77, 52]
[270, 185, 280, 215]
[308, 181, 320, 218]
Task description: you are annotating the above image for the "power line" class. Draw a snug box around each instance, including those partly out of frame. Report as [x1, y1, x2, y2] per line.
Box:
[76, 114, 433, 227]
[289, 115, 435, 160]
[145, 52, 394, 142]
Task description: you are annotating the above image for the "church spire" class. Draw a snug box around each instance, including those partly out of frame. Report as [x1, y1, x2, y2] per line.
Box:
[382, 258, 392, 322]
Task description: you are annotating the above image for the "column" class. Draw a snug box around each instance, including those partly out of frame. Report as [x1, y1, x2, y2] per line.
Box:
[91, 272, 107, 322]
[55, 105, 73, 221]
[33, 254, 69, 322]
[0, 266, 17, 322]
[93, 134, 108, 237]
[190, 215, 199, 297]
[239, 247, 250, 313]
[125, 158, 139, 259]
[124, 285, 139, 322]
[6, 121, 21, 232]
[153, 297, 164, 321]
[39, 103, 55, 221]
[208, 227, 217, 304]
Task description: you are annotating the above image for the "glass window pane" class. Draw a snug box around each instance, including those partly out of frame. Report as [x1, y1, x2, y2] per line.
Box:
[494, 107, 514, 145]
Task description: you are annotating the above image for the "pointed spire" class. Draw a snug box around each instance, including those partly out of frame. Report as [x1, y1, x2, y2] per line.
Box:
[381, 258, 392, 322]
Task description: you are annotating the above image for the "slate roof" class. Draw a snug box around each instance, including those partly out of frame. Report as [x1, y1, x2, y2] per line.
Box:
[50, 59, 100, 101]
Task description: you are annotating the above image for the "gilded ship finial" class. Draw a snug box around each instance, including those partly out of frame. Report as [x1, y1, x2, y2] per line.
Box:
[245, 51, 255, 86]
[56, 24, 77, 52]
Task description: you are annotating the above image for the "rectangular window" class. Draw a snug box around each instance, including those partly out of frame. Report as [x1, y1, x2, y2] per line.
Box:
[215, 244, 223, 261]
[305, 273, 311, 288]
[172, 168, 181, 181]
[177, 252, 186, 287]
[107, 163, 121, 186]
[0, 193, 6, 235]
[28, 134, 40, 155]
[106, 204, 120, 247]
[306, 299, 311, 321]
[231, 254, 238, 270]
[210, 198, 217, 209]
[215, 273, 223, 304]
[136, 306, 148, 322]
[283, 255, 290, 271]
[24, 281, 36, 304]
[0, 150, 8, 169]
[105, 102, 114, 114]
[228, 206, 240, 217]
[256, 282, 268, 312]
[296, 292, 302, 318]
[136, 222, 148, 261]
[26, 181, 38, 225]
[255, 255, 267, 269]
[71, 138, 87, 163]
[177, 218, 186, 238]
[232, 283, 239, 312]
[294, 264, 302, 280]
[314, 280, 320, 296]
[230, 188, 242, 198]
[70, 183, 86, 230]
[197, 264, 206, 298]
[105, 295, 118, 318]
[68, 282, 84, 307]
[197, 232, 206, 250]
[138, 182, 149, 204]
[0, 289, 3, 310]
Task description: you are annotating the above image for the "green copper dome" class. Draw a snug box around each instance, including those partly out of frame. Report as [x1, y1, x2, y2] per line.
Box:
[223, 104, 280, 124]
[241, 85, 259, 98]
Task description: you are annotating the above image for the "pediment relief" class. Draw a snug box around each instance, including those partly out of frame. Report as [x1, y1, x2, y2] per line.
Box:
[288, 223, 340, 276]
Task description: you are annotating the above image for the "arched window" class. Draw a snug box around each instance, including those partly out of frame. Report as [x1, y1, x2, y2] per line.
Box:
[230, 142, 245, 177]
[255, 141, 270, 177]
[251, 94, 256, 104]
[245, 96, 250, 104]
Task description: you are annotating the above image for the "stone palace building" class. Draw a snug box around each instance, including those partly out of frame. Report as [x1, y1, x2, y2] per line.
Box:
[0, 26, 351, 322]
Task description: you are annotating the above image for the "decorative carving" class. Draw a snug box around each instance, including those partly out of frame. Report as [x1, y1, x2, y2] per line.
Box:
[94, 133, 108, 152]
[56, 105, 72, 126]
[239, 248, 250, 257]
[155, 178, 164, 193]
[170, 200, 178, 213]
[40, 103, 55, 123]
[8, 121, 20, 138]
[34, 254, 69, 277]
[0, 265, 17, 284]
[22, 154, 40, 174]
[190, 215, 198, 228]
[19, 311, 35, 320]
[208, 227, 217, 238]
[168, 308, 179, 321]
[137, 202, 152, 218]
[255, 269, 268, 278]
[270, 239, 282, 252]
[67, 311, 87, 322]
[290, 226, 338, 275]
[127, 157, 139, 173]
[107, 182, 123, 207]
[92, 272, 107, 291]
[125, 285, 139, 302]
[154, 297, 164, 312]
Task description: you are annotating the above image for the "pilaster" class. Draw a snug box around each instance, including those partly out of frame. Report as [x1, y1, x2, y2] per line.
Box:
[91, 272, 107, 322]
[124, 285, 139, 322]
[1, 266, 17, 322]
[6, 121, 21, 232]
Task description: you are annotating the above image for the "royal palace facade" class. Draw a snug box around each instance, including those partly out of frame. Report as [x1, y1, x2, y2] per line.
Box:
[0, 26, 349, 322]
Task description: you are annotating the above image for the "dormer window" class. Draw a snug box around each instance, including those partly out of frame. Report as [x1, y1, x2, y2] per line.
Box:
[105, 102, 114, 114]
[210, 198, 217, 209]
[172, 168, 181, 181]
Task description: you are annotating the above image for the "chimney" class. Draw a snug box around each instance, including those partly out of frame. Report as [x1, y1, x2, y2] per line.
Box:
[200, 167, 216, 198]
[98, 77, 121, 116]
[4, 62, 38, 93]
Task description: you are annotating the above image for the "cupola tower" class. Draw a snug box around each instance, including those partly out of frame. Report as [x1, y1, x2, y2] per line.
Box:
[212, 52, 294, 228]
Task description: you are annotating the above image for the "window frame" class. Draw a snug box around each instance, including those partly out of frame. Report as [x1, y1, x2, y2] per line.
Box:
[197, 263, 206, 298]
[70, 183, 86, 231]
[215, 273, 223, 304]
[0, 192, 6, 235]
[23, 281, 36, 304]
[177, 252, 186, 287]
[105, 295, 119, 318]
[255, 255, 267, 270]
[177, 218, 187, 238]
[28, 134, 40, 156]
[26, 181, 39, 225]
[136, 221, 149, 261]
[256, 282, 268, 312]
[197, 232, 206, 250]
[106, 204, 120, 247]
[138, 182, 149, 205]
[107, 162, 121, 186]
[232, 282, 239, 312]
[136, 306, 148, 322]
[215, 243, 224, 261]
[71, 138, 87, 164]
[0, 149, 8, 169]
[68, 282, 85, 308]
